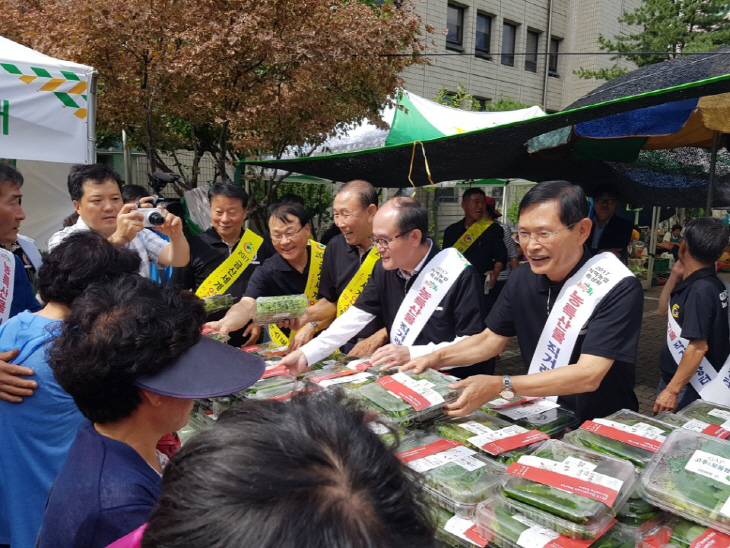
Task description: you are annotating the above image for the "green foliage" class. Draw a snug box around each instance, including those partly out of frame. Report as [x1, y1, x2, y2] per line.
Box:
[482, 94, 533, 112]
[576, 0, 730, 81]
[507, 201, 520, 225]
[434, 84, 533, 111]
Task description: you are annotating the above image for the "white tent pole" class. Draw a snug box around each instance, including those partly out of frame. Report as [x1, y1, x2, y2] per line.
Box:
[87, 72, 98, 163]
[706, 131, 721, 216]
[646, 205, 660, 291]
[122, 129, 131, 185]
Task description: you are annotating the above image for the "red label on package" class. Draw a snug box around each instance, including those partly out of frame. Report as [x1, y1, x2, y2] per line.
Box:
[271, 391, 294, 401]
[241, 345, 262, 353]
[505, 463, 619, 507]
[464, 524, 489, 546]
[352, 360, 373, 372]
[311, 370, 356, 383]
[396, 438, 462, 464]
[480, 430, 549, 456]
[376, 375, 431, 411]
[489, 396, 541, 409]
[544, 520, 616, 548]
[580, 420, 662, 453]
[691, 529, 730, 548]
[704, 424, 730, 440]
[262, 365, 288, 379]
[643, 526, 673, 548]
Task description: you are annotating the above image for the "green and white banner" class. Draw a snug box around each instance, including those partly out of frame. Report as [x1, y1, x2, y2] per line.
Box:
[0, 36, 95, 163]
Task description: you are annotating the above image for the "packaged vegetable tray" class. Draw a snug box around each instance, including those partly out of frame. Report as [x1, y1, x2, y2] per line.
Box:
[201, 293, 235, 314]
[397, 434, 506, 518]
[676, 400, 730, 439]
[435, 506, 491, 547]
[638, 514, 730, 548]
[350, 369, 459, 424]
[474, 497, 618, 548]
[481, 398, 579, 438]
[200, 326, 230, 343]
[615, 487, 661, 526]
[563, 409, 676, 469]
[435, 412, 549, 465]
[498, 439, 637, 539]
[253, 294, 308, 325]
[302, 366, 375, 390]
[245, 380, 304, 401]
[639, 429, 730, 535]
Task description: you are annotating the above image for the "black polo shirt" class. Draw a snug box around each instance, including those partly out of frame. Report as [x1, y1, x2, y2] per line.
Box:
[486, 248, 643, 422]
[171, 227, 275, 300]
[659, 267, 730, 396]
[318, 234, 384, 346]
[442, 218, 508, 277]
[354, 243, 487, 347]
[245, 246, 318, 299]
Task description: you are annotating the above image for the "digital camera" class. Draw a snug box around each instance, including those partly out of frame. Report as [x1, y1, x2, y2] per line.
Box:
[138, 208, 165, 227]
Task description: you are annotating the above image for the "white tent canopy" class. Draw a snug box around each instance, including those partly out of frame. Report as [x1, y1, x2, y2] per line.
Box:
[0, 36, 97, 248]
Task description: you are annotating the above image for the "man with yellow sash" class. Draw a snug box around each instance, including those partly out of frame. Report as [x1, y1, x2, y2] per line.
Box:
[172, 183, 275, 347]
[401, 181, 644, 424]
[442, 188, 507, 296]
[285, 180, 386, 354]
[206, 202, 325, 347]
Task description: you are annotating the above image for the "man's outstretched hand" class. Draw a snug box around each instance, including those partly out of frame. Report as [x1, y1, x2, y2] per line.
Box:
[0, 349, 36, 403]
[279, 349, 309, 376]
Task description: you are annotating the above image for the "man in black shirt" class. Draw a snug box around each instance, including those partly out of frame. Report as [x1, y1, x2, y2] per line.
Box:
[279, 197, 487, 375]
[287, 180, 385, 354]
[442, 188, 507, 292]
[588, 184, 633, 265]
[655, 217, 730, 413]
[206, 202, 325, 346]
[172, 183, 275, 346]
[403, 181, 644, 423]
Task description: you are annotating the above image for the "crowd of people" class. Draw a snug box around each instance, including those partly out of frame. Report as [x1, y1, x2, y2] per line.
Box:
[0, 162, 728, 548]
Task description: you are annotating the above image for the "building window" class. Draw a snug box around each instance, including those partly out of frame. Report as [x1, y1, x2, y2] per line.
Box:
[525, 30, 539, 72]
[473, 97, 490, 111]
[549, 37, 561, 76]
[475, 14, 492, 59]
[501, 22, 516, 66]
[447, 5, 464, 50]
[436, 187, 457, 203]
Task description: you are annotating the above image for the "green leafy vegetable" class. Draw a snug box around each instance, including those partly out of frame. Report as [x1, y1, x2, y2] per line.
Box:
[254, 294, 308, 324]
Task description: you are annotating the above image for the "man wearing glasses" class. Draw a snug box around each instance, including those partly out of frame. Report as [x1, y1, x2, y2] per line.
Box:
[206, 202, 326, 346]
[400, 181, 643, 423]
[279, 197, 487, 375]
[588, 184, 633, 264]
[285, 180, 387, 354]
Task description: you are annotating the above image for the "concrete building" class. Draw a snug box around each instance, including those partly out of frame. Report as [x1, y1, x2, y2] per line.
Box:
[400, 0, 642, 112]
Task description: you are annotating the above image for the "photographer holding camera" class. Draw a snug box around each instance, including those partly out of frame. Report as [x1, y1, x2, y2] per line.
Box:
[48, 164, 189, 277]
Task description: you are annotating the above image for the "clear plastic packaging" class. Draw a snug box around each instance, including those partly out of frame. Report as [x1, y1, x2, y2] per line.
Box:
[637, 514, 730, 548]
[498, 440, 637, 539]
[201, 293, 234, 314]
[435, 412, 548, 465]
[397, 434, 506, 517]
[245, 380, 303, 401]
[481, 398, 579, 438]
[349, 369, 460, 424]
[615, 487, 661, 526]
[676, 400, 730, 439]
[474, 496, 617, 546]
[639, 429, 730, 535]
[563, 409, 676, 469]
[200, 326, 230, 343]
[253, 294, 308, 325]
[590, 522, 640, 548]
[435, 506, 490, 547]
[302, 365, 375, 390]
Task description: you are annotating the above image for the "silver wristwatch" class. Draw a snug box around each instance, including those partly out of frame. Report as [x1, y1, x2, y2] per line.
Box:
[309, 321, 319, 330]
[499, 375, 515, 400]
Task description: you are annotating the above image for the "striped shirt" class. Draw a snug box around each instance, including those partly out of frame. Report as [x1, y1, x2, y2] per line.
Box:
[497, 221, 518, 282]
[48, 217, 168, 278]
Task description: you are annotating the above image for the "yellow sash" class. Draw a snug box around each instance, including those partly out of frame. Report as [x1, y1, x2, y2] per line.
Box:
[337, 247, 380, 316]
[268, 241, 326, 345]
[195, 229, 263, 298]
[452, 218, 493, 254]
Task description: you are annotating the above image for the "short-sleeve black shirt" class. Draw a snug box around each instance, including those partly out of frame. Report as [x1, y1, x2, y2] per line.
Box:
[244, 247, 316, 299]
[659, 267, 730, 396]
[486, 248, 643, 422]
[318, 234, 384, 343]
[354, 243, 487, 346]
[171, 227, 275, 300]
[442, 219, 508, 276]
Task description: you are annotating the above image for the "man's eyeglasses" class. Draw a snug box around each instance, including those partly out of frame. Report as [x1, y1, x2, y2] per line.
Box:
[371, 229, 412, 249]
[594, 197, 617, 205]
[517, 222, 576, 244]
[271, 225, 306, 242]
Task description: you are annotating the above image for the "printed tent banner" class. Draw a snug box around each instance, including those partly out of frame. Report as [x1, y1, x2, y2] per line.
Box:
[0, 36, 96, 164]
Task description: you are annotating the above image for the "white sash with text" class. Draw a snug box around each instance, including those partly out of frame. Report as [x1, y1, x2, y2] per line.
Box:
[528, 252, 633, 400]
[391, 248, 470, 347]
[666, 308, 730, 404]
[0, 249, 15, 326]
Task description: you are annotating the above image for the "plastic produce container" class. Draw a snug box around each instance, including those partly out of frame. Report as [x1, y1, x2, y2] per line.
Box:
[435, 411, 548, 465]
[201, 293, 234, 314]
[397, 434, 506, 517]
[498, 439, 637, 539]
[676, 400, 730, 439]
[245, 380, 304, 401]
[367, 420, 417, 447]
[639, 429, 730, 535]
[253, 294, 308, 325]
[481, 398, 579, 438]
[302, 366, 375, 390]
[563, 409, 676, 469]
[615, 486, 661, 526]
[349, 369, 459, 424]
[200, 326, 230, 343]
[637, 514, 730, 548]
[435, 507, 490, 548]
[590, 523, 639, 548]
[474, 497, 618, 547]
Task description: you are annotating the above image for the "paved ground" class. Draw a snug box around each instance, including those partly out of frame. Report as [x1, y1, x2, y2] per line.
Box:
[494, 287, 666, 416]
